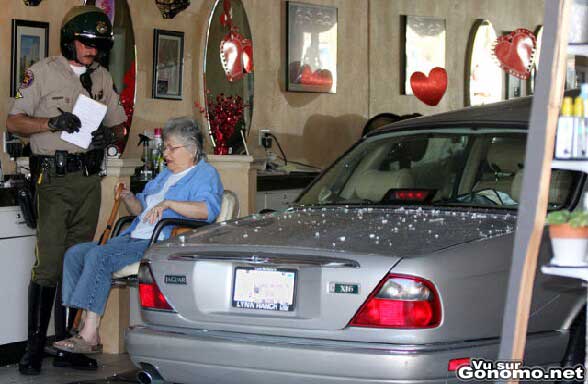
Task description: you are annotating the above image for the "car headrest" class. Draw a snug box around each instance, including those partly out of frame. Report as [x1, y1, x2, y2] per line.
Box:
[216, 190, 240, 222]
[511, 169, 572, 204]
[404, 138, 428, 162]
[355, 169, 415, 202]
[486, 138, 526, 173]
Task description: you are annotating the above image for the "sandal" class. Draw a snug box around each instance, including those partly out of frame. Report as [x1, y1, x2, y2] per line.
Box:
[53, 335, 103, 355]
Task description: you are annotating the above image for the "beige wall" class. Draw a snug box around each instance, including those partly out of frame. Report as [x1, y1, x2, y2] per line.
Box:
[1, 0, 545, 173]
[369, 0, 545, 117]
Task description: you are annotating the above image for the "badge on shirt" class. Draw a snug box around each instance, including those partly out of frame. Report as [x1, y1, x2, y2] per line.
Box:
[21, 69, 34, 89]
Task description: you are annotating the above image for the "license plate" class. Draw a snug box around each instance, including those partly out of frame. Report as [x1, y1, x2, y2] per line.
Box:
[232, 267, 296, 311]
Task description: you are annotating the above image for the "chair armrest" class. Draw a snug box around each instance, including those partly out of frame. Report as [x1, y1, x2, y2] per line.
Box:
[149, 218, 209, 246]
[111, 215, 136, 239]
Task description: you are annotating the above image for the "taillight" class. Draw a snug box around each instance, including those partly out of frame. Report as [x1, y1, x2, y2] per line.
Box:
[349, 274, 441, 328]
[138, 262, 174, 312]
[448, 358, 471, 371]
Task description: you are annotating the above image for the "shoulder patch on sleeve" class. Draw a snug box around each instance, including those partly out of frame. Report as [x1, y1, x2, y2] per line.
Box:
[20, 69, 34, 89]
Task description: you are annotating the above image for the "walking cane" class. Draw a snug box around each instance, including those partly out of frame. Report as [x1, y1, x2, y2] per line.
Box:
[71, 182, 125, 330]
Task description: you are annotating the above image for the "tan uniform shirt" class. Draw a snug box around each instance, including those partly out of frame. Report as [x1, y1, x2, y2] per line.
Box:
[9, 56, 127, 155]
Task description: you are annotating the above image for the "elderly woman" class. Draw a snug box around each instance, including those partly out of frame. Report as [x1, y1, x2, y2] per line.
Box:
[53, 117, 223, 354]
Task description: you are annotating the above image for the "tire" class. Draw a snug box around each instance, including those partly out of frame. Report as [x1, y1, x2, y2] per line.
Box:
[558, 305, 586, 384]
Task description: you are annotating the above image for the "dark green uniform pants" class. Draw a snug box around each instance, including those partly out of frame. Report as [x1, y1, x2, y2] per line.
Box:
[33, 172, 101, 287]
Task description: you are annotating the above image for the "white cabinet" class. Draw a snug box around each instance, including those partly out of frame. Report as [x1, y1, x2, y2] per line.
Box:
[256, 189, 303, 212]
[0, 206, 37, 345]
[256, 171, 319, 212]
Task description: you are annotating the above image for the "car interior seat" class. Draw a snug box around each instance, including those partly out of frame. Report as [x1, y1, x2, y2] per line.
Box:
[111, 190, 240, 279]
[473, 137, 526, 195]
[510, 169, 573, 205]
[352, 169, 415, 202]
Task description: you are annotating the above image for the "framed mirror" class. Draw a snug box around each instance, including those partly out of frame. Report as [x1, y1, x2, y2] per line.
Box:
[204, 0, 254, 155]
[86, 0, 136, 156]
[526, 25, 543, 95]
[464, 19, 503, 106]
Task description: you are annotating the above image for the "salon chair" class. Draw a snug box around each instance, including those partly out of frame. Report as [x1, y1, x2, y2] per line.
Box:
[111, 190, 240, 282]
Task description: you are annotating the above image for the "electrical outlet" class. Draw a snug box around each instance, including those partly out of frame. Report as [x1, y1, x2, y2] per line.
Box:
[259, 129, 272, 148]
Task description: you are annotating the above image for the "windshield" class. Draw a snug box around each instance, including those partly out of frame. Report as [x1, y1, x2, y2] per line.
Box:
[297, 128, 578, 209]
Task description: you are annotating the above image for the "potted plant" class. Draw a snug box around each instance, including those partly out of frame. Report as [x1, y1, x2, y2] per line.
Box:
[547, 210, 588, 266]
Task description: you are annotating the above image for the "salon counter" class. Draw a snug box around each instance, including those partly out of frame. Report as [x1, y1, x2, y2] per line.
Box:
[0, 184, 38, 364]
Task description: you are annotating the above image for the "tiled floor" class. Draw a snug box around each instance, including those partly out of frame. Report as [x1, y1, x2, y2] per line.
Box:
[0, 353, 138, 384]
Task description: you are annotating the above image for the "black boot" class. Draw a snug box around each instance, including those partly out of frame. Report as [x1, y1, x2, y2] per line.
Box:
[53, 281, 68, 341]
[52, 282, 98, 371]
[18, 282, 55, 375]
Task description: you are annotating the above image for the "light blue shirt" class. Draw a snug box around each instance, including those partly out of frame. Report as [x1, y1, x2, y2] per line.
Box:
[121, 160, 223, 240]
[131, 165, 194, 239]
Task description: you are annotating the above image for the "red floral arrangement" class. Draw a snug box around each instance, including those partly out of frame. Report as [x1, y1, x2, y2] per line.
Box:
[119, 60, 136, 138]
[196, 92, 246, 155]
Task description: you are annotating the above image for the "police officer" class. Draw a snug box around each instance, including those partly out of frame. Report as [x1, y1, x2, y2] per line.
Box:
[6, 5, 126, 375]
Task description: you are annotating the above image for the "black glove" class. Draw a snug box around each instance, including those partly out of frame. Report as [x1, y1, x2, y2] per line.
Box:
[48, 109, 81, 133]
[91, 125, 116, 149]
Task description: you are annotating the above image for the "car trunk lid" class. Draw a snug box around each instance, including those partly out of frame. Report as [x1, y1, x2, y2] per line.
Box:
[144, 207, 516, 332]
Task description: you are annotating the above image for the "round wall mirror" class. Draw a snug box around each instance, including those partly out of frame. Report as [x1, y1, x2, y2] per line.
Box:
[204, 0, 254, 155]
[86, 0, 136, 155]
[527, 25, 543, 95]
[465, 20, 503, 106]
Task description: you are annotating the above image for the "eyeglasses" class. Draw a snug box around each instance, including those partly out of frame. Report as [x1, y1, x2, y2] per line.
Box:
[163, 144, 186, 153]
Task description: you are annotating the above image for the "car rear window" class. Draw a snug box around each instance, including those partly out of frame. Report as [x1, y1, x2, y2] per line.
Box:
[297, 128, 579, 210]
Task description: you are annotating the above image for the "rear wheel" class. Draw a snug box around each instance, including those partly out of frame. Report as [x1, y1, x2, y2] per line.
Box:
[558, 305, 585, 384]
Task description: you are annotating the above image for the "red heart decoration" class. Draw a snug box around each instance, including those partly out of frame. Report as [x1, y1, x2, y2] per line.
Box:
[492, 29, 536, 79]
[223, 0, 232, 15]
[296, 65, 333, 90]
[220, 33, 244, 82]
[312, 69, 333, 87]
[297, 64, 313, 84]
[241, 38, 254, 73]
[410, 67, 447, 106]
[220, 12, 231, 27]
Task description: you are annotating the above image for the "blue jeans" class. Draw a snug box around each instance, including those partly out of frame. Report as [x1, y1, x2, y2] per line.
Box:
[61, 235, 150, 316]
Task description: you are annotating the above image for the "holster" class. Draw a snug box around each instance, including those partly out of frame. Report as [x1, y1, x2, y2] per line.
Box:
[16, 179, 37, 229]
[83, 149, 104, 176]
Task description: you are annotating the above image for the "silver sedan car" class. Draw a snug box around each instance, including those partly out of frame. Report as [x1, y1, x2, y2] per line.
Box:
[127, 96, 585, 384]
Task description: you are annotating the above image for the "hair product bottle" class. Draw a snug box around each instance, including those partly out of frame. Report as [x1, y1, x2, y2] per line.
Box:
[555, 97, 574, 159]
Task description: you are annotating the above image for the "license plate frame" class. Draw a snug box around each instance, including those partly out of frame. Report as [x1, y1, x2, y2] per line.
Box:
[232, 267, 297, 312]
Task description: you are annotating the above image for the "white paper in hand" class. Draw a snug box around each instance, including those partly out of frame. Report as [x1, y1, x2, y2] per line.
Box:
[61, 94, 107, 149]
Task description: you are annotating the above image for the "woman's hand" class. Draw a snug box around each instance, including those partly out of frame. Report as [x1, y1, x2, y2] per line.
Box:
[143, 200, 170, 225]
[117, 183, 134, 202]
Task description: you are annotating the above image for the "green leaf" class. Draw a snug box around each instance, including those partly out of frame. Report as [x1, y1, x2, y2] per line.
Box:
[546, 210, 571, 225]
[570, 211, 588, 228]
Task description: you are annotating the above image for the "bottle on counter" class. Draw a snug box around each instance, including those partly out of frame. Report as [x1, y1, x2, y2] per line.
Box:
[555, 96, 574, 159]
[572, 95, 584, 158]
[582, 84, 588, 158]
[138, 133, 153, 180]
[152, 128, 164, 175]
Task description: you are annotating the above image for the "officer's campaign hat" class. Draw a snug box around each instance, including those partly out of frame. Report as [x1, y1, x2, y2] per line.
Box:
[61, 6, 114, 60]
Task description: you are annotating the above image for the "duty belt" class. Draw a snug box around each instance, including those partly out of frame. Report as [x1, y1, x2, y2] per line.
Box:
[30, 149, 103, 182]
[30, 153, 86, 173]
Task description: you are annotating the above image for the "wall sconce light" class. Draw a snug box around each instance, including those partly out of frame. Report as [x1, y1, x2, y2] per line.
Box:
[155, 0, 190, 19]
[23, 0, 42, 5]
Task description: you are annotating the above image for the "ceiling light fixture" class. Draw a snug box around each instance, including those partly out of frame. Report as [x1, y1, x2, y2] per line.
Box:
[155, 0, 190, 19]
